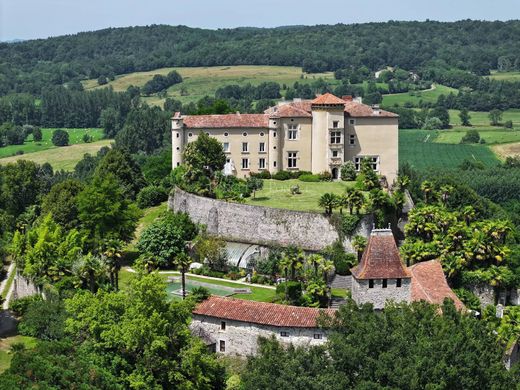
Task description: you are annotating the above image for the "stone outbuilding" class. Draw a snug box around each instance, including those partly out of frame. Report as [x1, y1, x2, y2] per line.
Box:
[350, 229, 412, 309]
[190, 296, 334, 356]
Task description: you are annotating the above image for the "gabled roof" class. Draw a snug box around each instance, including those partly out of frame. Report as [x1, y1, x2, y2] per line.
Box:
[268, 104, 312, 118]
[410, 260, 465, 311]
[311, 93, 347, 105]
[193, 296, 335, 328]
[183, 113, 269, 128]
[344, 101, 398, 118]
[351, 229, 411, 280]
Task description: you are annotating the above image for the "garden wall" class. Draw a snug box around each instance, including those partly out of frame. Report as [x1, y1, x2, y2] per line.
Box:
[169, 188, 372, 252]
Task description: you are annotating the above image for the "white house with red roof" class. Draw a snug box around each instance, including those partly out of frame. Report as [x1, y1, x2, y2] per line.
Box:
[172, 93, 399, 183]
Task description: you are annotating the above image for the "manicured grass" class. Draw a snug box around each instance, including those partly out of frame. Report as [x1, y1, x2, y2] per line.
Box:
[83, 65, 337, 106]
[382, 84, 457, 107]
[0, 139, 112, 171]
[0, 335, 37, 373]
[488, 70, 520, 81]
[0, 128, 104, 159]
[244, 179, 354, 212]
[332, 288, 348, 299]
[399, 129, 500, 171]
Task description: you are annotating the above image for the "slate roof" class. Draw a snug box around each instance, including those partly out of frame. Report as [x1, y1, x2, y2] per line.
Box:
[193, 296, 335, 328]
[410, 260, 465, 311]
[183, 113, 269, 128]
[351, 229, 411, 280]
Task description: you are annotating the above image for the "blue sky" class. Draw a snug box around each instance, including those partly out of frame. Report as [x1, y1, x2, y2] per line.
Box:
[1, 0, 519, 41]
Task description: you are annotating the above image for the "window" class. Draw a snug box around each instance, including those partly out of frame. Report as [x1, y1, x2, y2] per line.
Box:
[243, 132, 248, 137]
[206, 132, 210, 136]
[259, 142, 265, 152]
[223, 142, 230, 152]
[314, 333, 323, 340]
[288, 124, 298, 140]
[332, 150, 339, 158]
[354, 156, 379, 172]
[382, 279, 388, 288]
[332, 120, 339, 128]
[396, 278, 402, 288]
[273, 161, 277, 168]
[259, 158, 266, 170]
[369, 279, 374, 288]
[219, 340, 226, 352]
[273, 132, 277, 138]
[176, 133, 179, 138]
[176, 162, 180, 167]
[349, 134, 355, 145]
[242, 142, 249, 153]
[330, 131, 341, 144]
[221, 321, 226, 330]
[224, 132, 229, 137]
[287, 152, 297, 168]
[260, 132, 265, 137]
[176, 147, 180, 151]
[349, 119, 356, 125]
[188, 132, 193, 138]
[280, 331, 289, 337]
[241, 158, 249, 170]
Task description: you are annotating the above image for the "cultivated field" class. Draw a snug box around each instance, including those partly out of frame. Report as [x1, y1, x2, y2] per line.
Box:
[0, 139, 112, 171]
[448, 109, 520, 127]
[399, 129, 499, 170]
[244, 179, 354, 212]
[0, 128, 104, 159]
[83, 65, 336, 106]
[492, 142, 520, 159]
[382, 84, 457, 107]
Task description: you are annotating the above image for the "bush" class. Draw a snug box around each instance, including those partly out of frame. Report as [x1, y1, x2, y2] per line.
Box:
[319, 171, 332, 181]
[461, 129, 480, 144]
[82, 133, 93, 143]
[272, 170, 292, 180]
[504, 120, 513, 129]
[299, 174, 320, 182]
[341, 214, 361, 237]
[137, 185, 168, 208]
[334, 253, 357, 276]
[9, 295, 43, 316]
[291, 170, 312, 179]
[276, 281, 302, 305]
[251, 171, 271, 179]
[422, 117, 443, 130]
[51, 129, 69, 146]
[340, 161, 357, 181]
[18, 298, 66, 340]
[453, 288, 481, 311]
[189, 286, 211, 302]
[32, 127, 42, 142]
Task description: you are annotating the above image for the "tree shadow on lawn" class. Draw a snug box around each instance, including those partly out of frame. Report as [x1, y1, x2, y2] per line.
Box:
[250, 196, 270, 202]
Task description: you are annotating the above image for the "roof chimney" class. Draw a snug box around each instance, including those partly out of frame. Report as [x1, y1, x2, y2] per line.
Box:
[372, 104, 380, 115]
[342, 95, 353, 101]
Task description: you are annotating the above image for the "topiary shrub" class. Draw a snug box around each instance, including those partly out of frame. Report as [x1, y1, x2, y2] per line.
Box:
[272, 170, 291, 180]
[340, 161, 357, 181]
[137, 185, 168, 208]
[51, 129, 69, 146]
[299, 174, 320, 182]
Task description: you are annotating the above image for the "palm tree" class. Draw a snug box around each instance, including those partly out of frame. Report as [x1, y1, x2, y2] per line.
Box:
[369, 189, 388, 212]
[420, 181, 434, 204]
[101, 239, 124, 290]
[350, 189, 365, 215]
[439, 185, 453, 206]
[352, 235, 368, 262]
[72, 253, 104, 293]
[175, 252, 192, 300]
[396, 175, 410, 191]
[461, 206, 476, 226]
[318, 193, 338, 216]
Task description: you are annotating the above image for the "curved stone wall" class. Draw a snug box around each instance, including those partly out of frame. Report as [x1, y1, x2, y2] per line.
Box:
[169, 188, 372, 252]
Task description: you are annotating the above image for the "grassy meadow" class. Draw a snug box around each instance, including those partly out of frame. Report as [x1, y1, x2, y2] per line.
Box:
[83, 65, 337, 106]
[382, 84, 457, 107]
[0, 335, 37, 373]
[487, 70, 520, 81]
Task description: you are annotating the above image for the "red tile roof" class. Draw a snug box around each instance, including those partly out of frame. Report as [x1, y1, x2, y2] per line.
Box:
[344, 101, 398, 118]
[268, 104, 312, 118]
[410, 260, 465, 311]
[183, 113, 269, 128]
[311, 93, 347, 105]
[351, 229, 411, 279]
[193, 296, 335, 328]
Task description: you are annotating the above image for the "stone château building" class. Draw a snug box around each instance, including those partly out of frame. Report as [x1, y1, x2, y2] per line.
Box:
[172, 93, 399, 183]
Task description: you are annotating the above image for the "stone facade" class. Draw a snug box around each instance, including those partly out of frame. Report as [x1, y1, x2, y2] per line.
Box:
[190, 315, 327, 356]
[351, 277, 411, 310]
[170, 188, 371, 252]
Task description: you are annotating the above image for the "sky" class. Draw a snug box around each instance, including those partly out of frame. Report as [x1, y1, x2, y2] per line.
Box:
[1, 0, 519, 41]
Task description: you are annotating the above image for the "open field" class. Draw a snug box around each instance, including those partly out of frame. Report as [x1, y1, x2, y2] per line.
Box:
[448, 109, 520, 127]
[0, 335, 37, 373]
[488, 70, 520, 81]
[0, 139, 112, 171]
[382, 84, 457, 107]
[244, 179, 354, 212]
[83, 65, 337, 106]
[492, 142, 520, 160]
[399, 129, 500, 171]
[435, 129, 520, 145]
[0, 128, 104, 159]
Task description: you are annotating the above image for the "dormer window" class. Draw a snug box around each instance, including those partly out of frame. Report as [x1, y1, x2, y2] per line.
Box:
[333, 121, 339, 128]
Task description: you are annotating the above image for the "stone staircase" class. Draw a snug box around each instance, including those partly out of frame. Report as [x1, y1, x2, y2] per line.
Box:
[329, 274, 352, 309]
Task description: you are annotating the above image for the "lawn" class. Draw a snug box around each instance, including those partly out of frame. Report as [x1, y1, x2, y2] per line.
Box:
[399, 129, 499, 171]
[83, 65, 337, 106]
[132, 201, 168, 244]
[0, 335, 37, 373]
[382, 84, 458, 107]
[0, 139, 112, 171]
[244, 179, 354, 212]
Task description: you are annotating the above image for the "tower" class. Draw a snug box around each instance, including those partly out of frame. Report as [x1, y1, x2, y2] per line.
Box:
[172, 112, 184, 169]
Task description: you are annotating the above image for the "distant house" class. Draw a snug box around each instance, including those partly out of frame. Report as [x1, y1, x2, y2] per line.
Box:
[191, 296, 334, 356]
[172, 93, 399, 183]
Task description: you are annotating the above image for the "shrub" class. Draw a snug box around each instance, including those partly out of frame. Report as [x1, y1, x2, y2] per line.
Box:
[9, 295, 43, 316]
[291, 170, 312, 179]
[453, 288, 481, 311]
[276, 281, 302, 305]
[15, 150, 24, 155]
[504, 120, 513, 129]
[334, 253, 357, 276]
[319, 171, 332, 181]
[190, 286, 211, 302]
[299, 174, 320, 182]
[32, 127, 42, 142]
[341, 214, 361, 237]
[461, 129, 480, 144]
[51, 129, 69, 146]
[340, 161, 357, 181]
[422, 117, 443, 130]
[251, 171, 271, 179]
[272, 171, 291, 180]
[137, 185, 168, 208]
[82, 133, 93, 143]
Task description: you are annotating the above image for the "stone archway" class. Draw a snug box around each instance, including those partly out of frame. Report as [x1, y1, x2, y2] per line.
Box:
[331, 167, 339, 180]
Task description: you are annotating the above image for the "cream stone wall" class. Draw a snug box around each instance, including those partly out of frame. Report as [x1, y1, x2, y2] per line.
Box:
[351, 277, 411, 310]
[190, 315, 328, 356]
[311, 109, 329, 173]
[344, 117, 399, 184]
[279, 117, 312, 172]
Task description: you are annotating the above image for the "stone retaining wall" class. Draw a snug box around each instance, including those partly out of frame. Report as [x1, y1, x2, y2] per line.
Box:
[169, 188, 372, 252]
